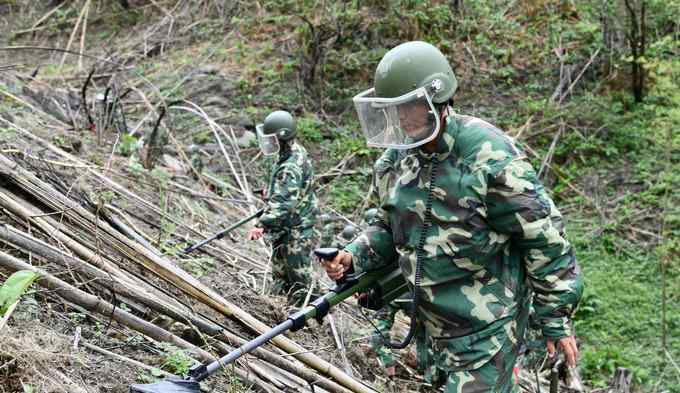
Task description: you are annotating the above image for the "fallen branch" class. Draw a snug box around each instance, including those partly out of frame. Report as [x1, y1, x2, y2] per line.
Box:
[82, 341, 173, 377]
[0, 125, 374, 393]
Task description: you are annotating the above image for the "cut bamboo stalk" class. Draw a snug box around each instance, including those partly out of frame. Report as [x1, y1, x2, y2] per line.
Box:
[0, 187, 131, 285]
[0, 119, 261, 268]
[0, 250, 207, 358]
[0, 187, 184, 310]
[0, 223, 179, 313]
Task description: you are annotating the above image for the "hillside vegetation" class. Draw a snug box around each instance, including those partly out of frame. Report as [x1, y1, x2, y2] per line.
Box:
[0, 1, 678, 392]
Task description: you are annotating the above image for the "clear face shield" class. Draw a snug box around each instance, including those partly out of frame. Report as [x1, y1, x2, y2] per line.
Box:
[256, 124, 280, 156]
[353, 87, 440, 149]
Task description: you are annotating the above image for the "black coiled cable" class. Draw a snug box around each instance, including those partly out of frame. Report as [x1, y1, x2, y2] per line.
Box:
[379, 158, 440, 349]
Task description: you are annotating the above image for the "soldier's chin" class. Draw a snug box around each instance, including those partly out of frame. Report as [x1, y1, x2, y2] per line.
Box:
[404, 128, 432, 142]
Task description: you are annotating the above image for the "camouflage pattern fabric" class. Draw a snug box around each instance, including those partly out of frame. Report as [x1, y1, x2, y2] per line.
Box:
[369, 301, 437, 384]
[257, 141, 318, 305]
[346, 112, 583, 392]
[371, 142, 438, 384]
[270, 226, 316, 303]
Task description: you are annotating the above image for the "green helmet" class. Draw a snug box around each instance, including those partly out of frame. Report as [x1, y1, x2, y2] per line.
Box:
[341, 225, 357, 241]
[375, 41, 457, 104]
[263, 110, 296, 141]
[363, 208, 378, 223]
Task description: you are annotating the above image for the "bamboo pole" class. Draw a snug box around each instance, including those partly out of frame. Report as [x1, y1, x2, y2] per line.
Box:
[1, 119, 265, 270]
[0, 187, 131, 285]
[0, 185, 190, 312]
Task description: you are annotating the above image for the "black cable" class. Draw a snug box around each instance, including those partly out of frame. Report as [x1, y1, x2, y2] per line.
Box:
[373, 158, 439, 350]
[81, 66, 96, 129]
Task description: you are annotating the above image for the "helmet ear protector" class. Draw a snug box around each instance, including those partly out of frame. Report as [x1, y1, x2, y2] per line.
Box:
[277, 128, 292, 140]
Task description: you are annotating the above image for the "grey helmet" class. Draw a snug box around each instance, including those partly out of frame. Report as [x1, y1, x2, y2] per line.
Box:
[341, 225, 358, 241]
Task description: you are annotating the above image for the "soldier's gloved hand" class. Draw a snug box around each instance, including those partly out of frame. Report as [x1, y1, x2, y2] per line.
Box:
[248, 227, 264, 240]
[547, 335, 579, 367]
[323, 250, 352, 281]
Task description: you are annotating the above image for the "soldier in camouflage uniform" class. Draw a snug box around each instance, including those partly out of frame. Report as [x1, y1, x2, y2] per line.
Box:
[248, 110, 318, 306]
[324, 42, 583, 393]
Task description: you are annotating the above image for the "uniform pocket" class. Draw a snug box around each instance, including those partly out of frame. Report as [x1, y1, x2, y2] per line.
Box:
[433, 317, 510, 371]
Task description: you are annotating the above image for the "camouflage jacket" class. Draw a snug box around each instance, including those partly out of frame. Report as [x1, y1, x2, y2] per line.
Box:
[258, 142, 318, 242]
[346, 113, 583, 370]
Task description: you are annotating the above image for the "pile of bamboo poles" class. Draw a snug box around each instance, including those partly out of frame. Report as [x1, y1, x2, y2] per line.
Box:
[0, 134, 373, 392]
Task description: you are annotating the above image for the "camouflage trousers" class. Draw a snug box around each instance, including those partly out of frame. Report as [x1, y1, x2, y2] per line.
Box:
[428, 307, 529, 393]
[271, 226, 315, 306]
[430, 338, 519, 393]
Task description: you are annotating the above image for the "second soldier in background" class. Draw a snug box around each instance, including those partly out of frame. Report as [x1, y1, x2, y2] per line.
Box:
[249, 110, 318, 306]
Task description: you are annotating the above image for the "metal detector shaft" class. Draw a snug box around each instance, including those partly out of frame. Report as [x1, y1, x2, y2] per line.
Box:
[181, 208, 264, 254]
[190, 319, 293, 381]
[130, 250, 406, 393]
[187, 253, 404, 382]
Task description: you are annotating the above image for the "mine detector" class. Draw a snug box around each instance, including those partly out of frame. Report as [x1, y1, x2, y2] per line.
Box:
[130, 248, 407, 393]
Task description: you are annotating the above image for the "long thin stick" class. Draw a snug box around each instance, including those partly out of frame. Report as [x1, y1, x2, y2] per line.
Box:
[173, 102, 249, 198]
[0, 222, 347, 392]
[0, 250, 282, 393]
[77, 0, 91, 72]
[327, 313, 353, 377]
[59, 0, 89, 71]
[30, 1, 68, 30]
[559, 48, 601, 105]
[82, 341, 173, 377]
[0, 153, 374, 393]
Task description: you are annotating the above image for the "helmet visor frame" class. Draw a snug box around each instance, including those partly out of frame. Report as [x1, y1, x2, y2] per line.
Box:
[256, 124, 280, 156]
[353, 87, 440, 150]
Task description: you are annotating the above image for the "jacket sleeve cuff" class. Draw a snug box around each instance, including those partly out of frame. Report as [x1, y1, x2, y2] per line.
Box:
[541, 316, 574, 339]
[343, 243, 364, 274]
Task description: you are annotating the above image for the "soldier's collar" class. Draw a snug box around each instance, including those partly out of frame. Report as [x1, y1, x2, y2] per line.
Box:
[416, 112, 458, 161]
[278, 141, 293, 162]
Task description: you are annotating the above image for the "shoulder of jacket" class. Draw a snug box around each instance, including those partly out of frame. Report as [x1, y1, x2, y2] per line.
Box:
[453, 114, 524, 174]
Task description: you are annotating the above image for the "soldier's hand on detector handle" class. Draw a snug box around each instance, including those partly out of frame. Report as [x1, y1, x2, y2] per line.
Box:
[322, 250, 353, 281]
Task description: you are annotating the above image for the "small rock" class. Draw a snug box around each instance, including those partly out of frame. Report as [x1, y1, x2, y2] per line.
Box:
[204, 95, 229, 107]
